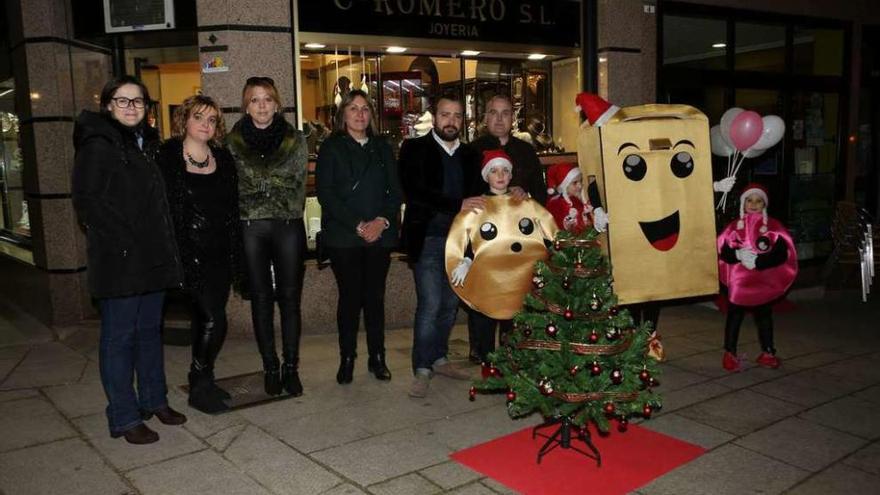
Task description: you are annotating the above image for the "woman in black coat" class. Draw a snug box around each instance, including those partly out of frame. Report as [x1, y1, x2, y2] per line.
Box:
[316, 89, 403, 384]
[72, 76, 186, 444]
[158, 95, 240, 414]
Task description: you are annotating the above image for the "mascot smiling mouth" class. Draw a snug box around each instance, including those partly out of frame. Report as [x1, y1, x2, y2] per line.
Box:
[638, 211, 680, 251]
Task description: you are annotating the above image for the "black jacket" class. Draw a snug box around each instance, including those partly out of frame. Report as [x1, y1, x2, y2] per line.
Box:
[72, 111, 182, 298]
[157, 138, 242, 291]
[316, 133, 403, 248]
[471, 134, 548, 204]
[399, 133, 482, 263]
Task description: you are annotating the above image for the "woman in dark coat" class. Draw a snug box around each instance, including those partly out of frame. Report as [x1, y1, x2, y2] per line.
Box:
[316, 89, 403, 384]
[158, 95, 240, 414]
[227, 77, 308, 396]
[72, 76, 186, 444]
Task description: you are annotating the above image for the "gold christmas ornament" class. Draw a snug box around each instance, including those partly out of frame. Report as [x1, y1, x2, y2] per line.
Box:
[445, 195, 558, 319]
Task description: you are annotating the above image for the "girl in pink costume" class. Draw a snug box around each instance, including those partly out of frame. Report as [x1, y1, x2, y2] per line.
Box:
[717, 184, 798, 372]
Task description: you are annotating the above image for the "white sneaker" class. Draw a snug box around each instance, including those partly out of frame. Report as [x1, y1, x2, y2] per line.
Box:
[409, 375, 430, 398]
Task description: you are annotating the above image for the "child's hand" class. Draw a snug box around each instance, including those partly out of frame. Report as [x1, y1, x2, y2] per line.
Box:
[450, 258, 473, 286]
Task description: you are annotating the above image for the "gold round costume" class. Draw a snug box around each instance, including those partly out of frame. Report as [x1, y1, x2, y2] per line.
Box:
[445, 195, 558, 319]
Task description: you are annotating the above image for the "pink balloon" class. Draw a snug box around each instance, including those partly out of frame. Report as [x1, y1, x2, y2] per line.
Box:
[729, 111, 764, 151]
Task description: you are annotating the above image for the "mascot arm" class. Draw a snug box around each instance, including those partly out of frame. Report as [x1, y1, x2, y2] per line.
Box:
[755, 238, 789, 270]
[719, 242, 739, 264]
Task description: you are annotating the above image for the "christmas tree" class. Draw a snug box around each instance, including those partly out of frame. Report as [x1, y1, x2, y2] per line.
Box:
[471, 228, 663, 454]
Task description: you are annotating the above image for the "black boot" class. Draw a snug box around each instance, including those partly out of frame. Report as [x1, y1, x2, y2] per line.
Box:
[188, 371, 229, 414]
[336, 356, 355, 384]
[367, 353, 392, 381]
[205, 368, 231, 401]
[264, 368, 282, 396]
[281, 362, 303, 396]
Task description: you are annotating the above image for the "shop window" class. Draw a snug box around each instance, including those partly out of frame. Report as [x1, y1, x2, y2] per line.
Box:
[735, 22, 786, 72]
[793, 27, 844, 76]
[663, 15, 727, 71]
[0, 78, 28, 239]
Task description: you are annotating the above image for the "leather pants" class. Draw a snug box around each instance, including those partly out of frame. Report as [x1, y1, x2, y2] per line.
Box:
[242, 219, 306, 370]
[189, 265, 231, 376]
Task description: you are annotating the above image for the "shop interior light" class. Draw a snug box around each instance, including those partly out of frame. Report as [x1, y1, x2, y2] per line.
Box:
[299, 55, 309, 59]
[461, 50, 481, 56]
[304, 43, 326, 49]
[528, 53, 547, 60]
[598, 56, 607, 63]
[712, 43, 727, 48]
[386, 46, 407, 53]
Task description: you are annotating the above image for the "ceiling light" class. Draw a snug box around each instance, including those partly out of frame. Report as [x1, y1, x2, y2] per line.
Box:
[304, 43, 326, 49]
[598, 56, 607, 63]
[29, 92, 40, 100]
[386, 46, 407, 53]
[461, 50, 481, 56]
[712, 43, 726, 48]
[527, 53, 547, 60]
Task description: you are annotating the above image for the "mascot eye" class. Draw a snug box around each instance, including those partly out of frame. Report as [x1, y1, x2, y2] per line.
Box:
[480, 222, 498, 241]
[670, 151, 694, 178]
[518, 218, 534, 235]
[622, 154, 647, 181]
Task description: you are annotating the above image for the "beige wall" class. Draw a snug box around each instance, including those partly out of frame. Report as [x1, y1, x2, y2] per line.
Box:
[156, 63, 201, 138]
[552, 57, 580, 154]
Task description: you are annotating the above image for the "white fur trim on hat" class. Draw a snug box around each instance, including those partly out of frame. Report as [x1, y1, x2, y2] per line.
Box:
[738, 187, 769, 232]
[594, 105, 620, 127]
[482, 157, 513, 182]
[558, 167, 582, 199]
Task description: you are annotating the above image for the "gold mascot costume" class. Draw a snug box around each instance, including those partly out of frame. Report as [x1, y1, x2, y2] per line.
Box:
[576, 92, 719, 305]
[445, 195, 558, 320]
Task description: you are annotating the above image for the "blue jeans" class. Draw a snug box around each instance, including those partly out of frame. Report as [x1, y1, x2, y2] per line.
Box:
[98, 291, 168, 435]
[412, 236, 460, 374]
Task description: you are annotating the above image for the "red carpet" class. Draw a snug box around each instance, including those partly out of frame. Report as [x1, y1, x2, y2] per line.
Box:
[451, 423, 705, 495]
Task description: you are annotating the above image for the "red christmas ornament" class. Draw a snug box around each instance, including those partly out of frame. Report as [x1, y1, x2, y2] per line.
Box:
[569, 365, 580, 376]
[648, 377, 660, 388]
[563, 308, 574, 320]
[574, 261, 584, 270]
[545, 323, 558, 337]
[603, 402, 615, 414]
[480, 363, 491, 379]
[532, 275, 545, 289]
[468, 386, 477, 401]
[590, 297, 601, 311]
[489, 366, 501, 377]
[639, 368, 651, 382]
[610, 306, 619, 316]
[605, 328, 620, 340]
[554, 240, 562, 251]
[523, 326, 532, 337]
[643, 404, 653, 418]
[589, 331, 599, 343]
[610, 369, 623, 384]
[538, 379, 554, 396]
[506, 390, 516, 402]
[617, 417, 629, 432]
[590, 361, 602, 376]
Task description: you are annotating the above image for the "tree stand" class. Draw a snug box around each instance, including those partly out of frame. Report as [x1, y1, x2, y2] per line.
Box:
[532, 416, 601, 466]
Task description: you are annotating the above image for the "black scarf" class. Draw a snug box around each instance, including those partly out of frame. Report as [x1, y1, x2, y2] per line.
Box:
[240, 114, 286, 156]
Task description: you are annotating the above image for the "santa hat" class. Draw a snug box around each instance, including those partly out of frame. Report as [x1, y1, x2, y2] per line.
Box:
[738, 183, 769, 232]
[481, 149, 513, 182]
[546, 162, 581, 198]
[575, 92, 619, 127]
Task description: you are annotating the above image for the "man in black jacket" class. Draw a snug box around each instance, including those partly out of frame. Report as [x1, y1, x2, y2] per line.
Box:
[400, 95, 484, 398]
[468, 94, 549, 363]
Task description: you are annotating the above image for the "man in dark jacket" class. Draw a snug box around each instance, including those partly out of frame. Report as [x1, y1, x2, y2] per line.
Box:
[399, 94, 484, 398]
[468, 94, 549, 362]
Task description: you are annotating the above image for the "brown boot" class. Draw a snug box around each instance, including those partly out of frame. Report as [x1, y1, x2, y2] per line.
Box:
[112, 423, 159, 444]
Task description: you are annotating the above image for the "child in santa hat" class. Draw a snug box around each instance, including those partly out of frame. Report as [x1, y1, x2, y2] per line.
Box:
[717, 184, 798, 372]
[544, 163, 593, 233]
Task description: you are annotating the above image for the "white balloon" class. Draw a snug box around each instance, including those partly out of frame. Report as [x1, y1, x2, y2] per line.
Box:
[711, 125, 734, 157]
[742, 146, 767, 158]
[719, 107, 743, 148]
[751, 115, 785, 151]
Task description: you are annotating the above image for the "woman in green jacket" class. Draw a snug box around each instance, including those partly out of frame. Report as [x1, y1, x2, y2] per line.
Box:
[227, 77, 307, 397]
[316, 89, 403, 384]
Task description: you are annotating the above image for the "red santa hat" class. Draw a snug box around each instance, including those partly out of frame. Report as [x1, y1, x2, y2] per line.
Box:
[575, 92, 619, 127]
[481, 149, 513, 182]
[546, 162, 581, 198]
[738, 183, 769, 232]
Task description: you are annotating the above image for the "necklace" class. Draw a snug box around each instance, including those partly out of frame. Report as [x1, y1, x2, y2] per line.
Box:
[185, 150, 211, 169]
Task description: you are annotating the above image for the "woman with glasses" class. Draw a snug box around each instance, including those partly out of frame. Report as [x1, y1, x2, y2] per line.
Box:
[316, 89, 402, 384]
[157, 95, 240, 414]
[226, 77, 308, 396]
[73, 75, 186, 444]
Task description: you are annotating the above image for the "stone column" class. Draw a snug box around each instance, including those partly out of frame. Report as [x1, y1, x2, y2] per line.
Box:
[2, 0, 111, 328]
[597, 0, 657, 106]
[195, 0, 298, 127]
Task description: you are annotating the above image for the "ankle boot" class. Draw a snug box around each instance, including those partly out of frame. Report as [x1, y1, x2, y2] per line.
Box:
[264, 368, 282, 396]
[188, 371, 229, 414]
[367, 354, 392, 381]
[336, 356, 355, 384]
[204, 368, 231, 401]
[281, 363, 303, 396]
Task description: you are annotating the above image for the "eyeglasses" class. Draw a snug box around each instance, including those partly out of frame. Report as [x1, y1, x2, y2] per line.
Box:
[111, 97, 146, 109]
[246, 76, 275, 86]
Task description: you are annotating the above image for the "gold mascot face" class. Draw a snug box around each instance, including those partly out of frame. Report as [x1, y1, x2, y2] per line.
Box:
[577, 104, 718, 304]
[445, 195, 559, 320]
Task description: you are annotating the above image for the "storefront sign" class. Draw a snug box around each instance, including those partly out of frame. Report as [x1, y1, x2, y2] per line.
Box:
[298, 0, 581, 48]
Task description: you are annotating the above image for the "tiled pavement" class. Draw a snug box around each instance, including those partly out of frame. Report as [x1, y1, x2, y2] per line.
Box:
[1, 290, 879, 494]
